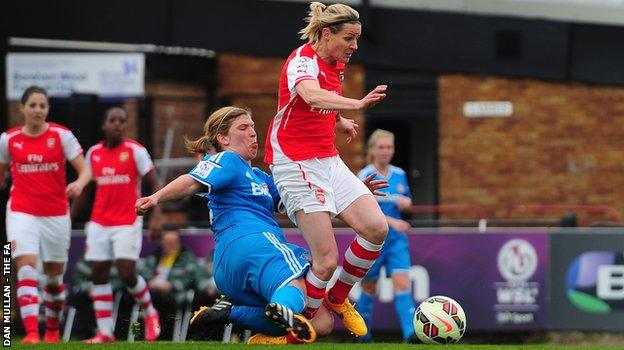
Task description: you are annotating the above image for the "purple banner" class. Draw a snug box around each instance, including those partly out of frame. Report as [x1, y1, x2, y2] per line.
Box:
[68, 229, 548, 331]
[284, 229, 549, 331]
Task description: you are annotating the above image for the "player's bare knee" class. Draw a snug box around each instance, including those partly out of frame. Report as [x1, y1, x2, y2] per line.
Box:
[315, 318, 334, 336]
[311, 307, 335, 336]
[15, 255, 37, 269]
[91, 270, 110, 284]
[392, 273, 410, 291]
[313, 264, 337, 281]
[119, 271, 137, 287]
[393, 276, 410, 293]
[313, 254, 338, 280]
[363, 219, 388, 244]
[361, 281, 376, 295]
[42, 262, 65, 276]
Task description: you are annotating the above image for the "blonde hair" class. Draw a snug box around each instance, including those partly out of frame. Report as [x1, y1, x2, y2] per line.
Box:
[299, 2, 360, 43]
[366, 129, 394, 163]
[185, 106, 251, 155]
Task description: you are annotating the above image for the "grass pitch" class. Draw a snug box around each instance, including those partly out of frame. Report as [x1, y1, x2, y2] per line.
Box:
[7, 342, 624, 350]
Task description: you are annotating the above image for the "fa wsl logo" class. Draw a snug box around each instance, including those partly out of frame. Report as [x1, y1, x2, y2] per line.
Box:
[495, 239, 540, 325]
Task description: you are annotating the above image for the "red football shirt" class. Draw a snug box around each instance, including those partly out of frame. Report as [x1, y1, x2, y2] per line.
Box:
[86, 138, 154, 226]
[265, 43, 345, 164]
[0, 122, 83, 216]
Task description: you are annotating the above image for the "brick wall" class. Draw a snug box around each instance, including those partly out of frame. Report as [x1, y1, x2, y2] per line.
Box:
[218, 53, 366, 171]
[146, 82, 208, 160]
[439, 74, 624, 220]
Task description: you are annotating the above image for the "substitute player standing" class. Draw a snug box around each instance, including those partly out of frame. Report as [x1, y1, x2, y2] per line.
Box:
[264, 2, 388, 337]
[0, 86, 91, 344]
[71, 107, 162, 343]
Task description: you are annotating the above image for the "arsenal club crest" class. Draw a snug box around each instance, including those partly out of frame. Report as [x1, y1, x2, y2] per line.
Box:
[47, 138, 56, 148]
[316, 188, 326, 204]
[339, 71, 345, 82]
[119, 151, 129, 162]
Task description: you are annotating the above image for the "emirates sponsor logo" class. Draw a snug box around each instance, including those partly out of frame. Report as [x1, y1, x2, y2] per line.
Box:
[96, 175, 131, 185]
[16, 162, 60, 173]
[309, 107, 335, 115]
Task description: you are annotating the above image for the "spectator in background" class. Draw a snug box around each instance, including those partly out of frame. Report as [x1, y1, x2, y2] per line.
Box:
[138, 227, 205, 340]
[356, 129, 416, 343]
[71, 107, 162, 343]
[0, 86, 91, 344]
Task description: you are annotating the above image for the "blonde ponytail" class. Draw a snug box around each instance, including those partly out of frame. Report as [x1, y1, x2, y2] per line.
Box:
[299, 2, 360, 43]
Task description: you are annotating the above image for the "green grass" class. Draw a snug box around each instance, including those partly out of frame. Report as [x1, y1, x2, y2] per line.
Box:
[7, 342, 624, 350]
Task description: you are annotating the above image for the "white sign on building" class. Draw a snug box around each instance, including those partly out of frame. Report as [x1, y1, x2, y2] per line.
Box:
[463, 101, 513, 118]
[6, 52, 145, 100]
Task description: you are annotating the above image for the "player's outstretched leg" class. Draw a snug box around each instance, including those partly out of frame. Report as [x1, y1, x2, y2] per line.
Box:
[265, 302, 316, 343]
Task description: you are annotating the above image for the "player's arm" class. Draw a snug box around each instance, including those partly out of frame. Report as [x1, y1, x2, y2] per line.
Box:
[136, 174, 202, 215]
[335, 114, 359, 143]
[70, 181, 94, 222]
[396, 171, 413, 211]
[386, 215, 410, 232]
[0, 132, 9, 189]
[296, 80, 387, 111]
[142, 168, 163, 241]
[66, 154, 92, 198]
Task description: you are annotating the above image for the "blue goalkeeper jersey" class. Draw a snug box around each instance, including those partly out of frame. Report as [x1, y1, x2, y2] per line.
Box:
[188, 151, 283, 259]
[358, 164, 411, 222]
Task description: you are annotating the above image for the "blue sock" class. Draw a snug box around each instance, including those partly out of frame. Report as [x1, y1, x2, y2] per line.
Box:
[394, 290, 416, 340]
[227, 305, 285, 336]
[270, 285, 305, 313]
[356, 291, 375, 342]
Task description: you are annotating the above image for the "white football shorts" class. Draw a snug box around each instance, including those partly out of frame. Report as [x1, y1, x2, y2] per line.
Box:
[271, 155, 371, 224]
[6, 208, 71, 262]
[85, 217, 143, 261]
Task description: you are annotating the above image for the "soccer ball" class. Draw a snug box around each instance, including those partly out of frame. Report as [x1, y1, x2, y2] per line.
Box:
[413, 295, 466, 344]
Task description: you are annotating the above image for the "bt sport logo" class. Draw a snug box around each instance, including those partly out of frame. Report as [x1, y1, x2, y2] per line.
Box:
[566, 251, 624, 313]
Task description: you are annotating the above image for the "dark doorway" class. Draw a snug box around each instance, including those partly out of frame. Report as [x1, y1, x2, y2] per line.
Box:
[364, 70, 439, 214]
[364, 115, 438, 206]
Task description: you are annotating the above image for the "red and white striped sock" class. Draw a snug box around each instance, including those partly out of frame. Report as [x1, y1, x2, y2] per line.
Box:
[17, 266, 40, 334]
[303, 271, 328, 319]
[43, 275, 65, 332]
[91, 283, 114, 336]
[127, 276, 156, 316]
[328, 236, 383, 305]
